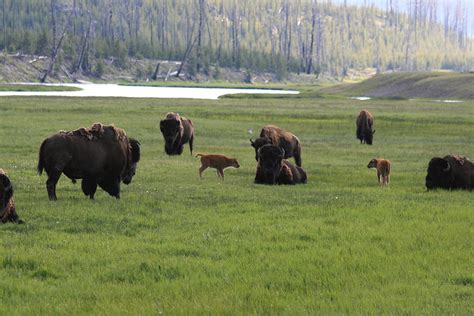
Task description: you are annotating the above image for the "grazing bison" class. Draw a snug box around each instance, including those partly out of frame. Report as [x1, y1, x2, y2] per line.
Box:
[254, 144, 307, 185]
[425, 155, 474, 190]
[250, 125, 302, 166]
[159, 112, 194, 155]
[356, 110, 375, 145]
[0, 169, 23, 224]
[38, 123, 141, 200]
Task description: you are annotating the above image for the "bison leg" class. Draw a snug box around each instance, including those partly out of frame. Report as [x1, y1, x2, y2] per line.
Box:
[81, 177, 97, 199]
[98, 176, 121, 199]
[199, 165, 207, 178]
[294, 151, 302, 167]
[46, 171, 62, 201]
[189, 134, 194, 155]
[218, 169, 225, 180]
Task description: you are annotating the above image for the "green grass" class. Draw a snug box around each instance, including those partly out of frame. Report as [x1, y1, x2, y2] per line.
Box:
[0, 84, 82, 92]
[323, 72, 474, 99]
[0, 92, 473, 314]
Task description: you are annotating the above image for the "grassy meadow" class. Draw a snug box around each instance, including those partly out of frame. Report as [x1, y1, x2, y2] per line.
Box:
[0, 90, 473, 314]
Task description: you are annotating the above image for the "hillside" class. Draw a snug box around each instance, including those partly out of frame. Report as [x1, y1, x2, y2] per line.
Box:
[322, 72, 474, 99]
[0, 0, 472, 81]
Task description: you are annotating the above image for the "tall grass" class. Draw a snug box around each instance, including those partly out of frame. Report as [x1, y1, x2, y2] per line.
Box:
[0, 94, 472, 314]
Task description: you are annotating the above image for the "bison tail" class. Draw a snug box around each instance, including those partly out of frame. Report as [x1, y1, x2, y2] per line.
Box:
[37, 139, 48, 175]
[195, 153, 203, 158]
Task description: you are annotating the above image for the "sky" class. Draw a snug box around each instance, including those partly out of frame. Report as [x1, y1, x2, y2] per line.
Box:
[330, 0, 473, 35]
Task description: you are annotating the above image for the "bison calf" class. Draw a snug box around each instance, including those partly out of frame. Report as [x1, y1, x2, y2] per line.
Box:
[160, 112, 194, 155]
[250, 125, 302, 167]
[196, 154, 240, 179]
[0, 169, 24, 224]
[254, 144, 307, 185]
[356, 110, 375, 145]
[367, 158, 391, 186]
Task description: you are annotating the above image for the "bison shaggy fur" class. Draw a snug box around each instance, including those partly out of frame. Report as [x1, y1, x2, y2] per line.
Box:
[159, 112, 194, 155]
[425, 155, 474, 190]
[254, 144, 307, 185]
[250, 125, 302, 166]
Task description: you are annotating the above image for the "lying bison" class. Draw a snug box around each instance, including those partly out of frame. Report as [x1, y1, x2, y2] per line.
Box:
[356, 110, 375, 145]
[38, 123, 141, 200]
[160, 112, 194, 155]
[255, 144, 307, 185]
[0, 169, 24, 224]
[425, 155, 474, 190]
[250, 125, 302, 166]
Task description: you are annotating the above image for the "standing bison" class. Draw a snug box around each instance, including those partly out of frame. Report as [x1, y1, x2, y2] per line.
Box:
[159, 112, 194, 155]
[250, 125, 302, 166]
[38, 123, 141, 200]
[0, 169, 23, 224]
[255, 144, 307, 185]
[425, 155, 474, 190]
[356, 110, 375, 145]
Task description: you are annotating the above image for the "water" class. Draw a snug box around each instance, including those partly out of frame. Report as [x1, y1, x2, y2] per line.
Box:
[0, 83, 299, 100]
[351, 96, 371, 101]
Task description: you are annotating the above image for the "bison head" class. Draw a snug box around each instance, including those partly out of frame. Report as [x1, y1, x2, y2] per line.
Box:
[250, 137, 272, 161]
[425, 157, 452, 190]
[160, 115, 183, 146]
[364, 129, 375, 145]
[257, 144, 285, 184]
[122, 138, 141, 185]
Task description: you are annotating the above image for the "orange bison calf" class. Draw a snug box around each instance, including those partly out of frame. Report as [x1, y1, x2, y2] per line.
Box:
[0, 169, 23, 224]
[196, 154, 240, 179]
[367, 158, 391, 186]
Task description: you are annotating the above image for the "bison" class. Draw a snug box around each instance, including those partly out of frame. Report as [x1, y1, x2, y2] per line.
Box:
[425, 155, 474, 190]
[367, 158, 391, 186]
[250, 125, 302, 167]
[254, 144, 307, 185]
[38, 123, 141, 200]
[0, 169, 23, 224]
[159, 112, 194, 155]
[356, 110, 375, 145]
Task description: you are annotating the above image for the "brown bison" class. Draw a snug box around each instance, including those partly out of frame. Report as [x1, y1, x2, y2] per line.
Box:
[38, 123, 141, 200]
[159, 112, 194, 155]
[0, 169, 23, 224]
[254, 144, 307, 185]
[250, 125, 302, 166]
[367, 158, 391, 186]
[425, 155, 474, 190]
[356, 110, 375, 145]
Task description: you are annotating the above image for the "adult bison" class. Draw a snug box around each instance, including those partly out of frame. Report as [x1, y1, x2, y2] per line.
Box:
[38, 124, 141, 200]
[255, 144, 307, 185]
[425, 155, 474, 190]
[356, 110, 375, 145]
[250, 125, 302, 167]
[0, 169, 23, 224]
[159, 112, 194, 155]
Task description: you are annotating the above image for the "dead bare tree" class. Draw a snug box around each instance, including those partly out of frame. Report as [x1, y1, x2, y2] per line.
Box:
[72, 10, 94, 78]
[41, 1, 73, 83]
[306, 0, 317, 74]
[196, 0, 206, 73]
[176, 22, 198, 78]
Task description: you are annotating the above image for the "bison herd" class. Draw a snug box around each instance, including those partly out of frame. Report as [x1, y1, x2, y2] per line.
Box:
[0, 109, 472, 224]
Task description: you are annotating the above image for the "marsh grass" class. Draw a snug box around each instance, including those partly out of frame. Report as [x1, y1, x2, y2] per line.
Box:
[0, 94, 472, 314]
[0, 84, 81, 92]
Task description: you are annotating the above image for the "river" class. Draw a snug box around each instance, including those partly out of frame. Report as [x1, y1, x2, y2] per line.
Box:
[0, 83, 299, 100]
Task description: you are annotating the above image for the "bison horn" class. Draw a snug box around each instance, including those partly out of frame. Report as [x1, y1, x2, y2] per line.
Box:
[280, 148, 285, 158]
[443, 161, 451, 172]
[250, 138, 255, 145]
[372, 129, 376, 134]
